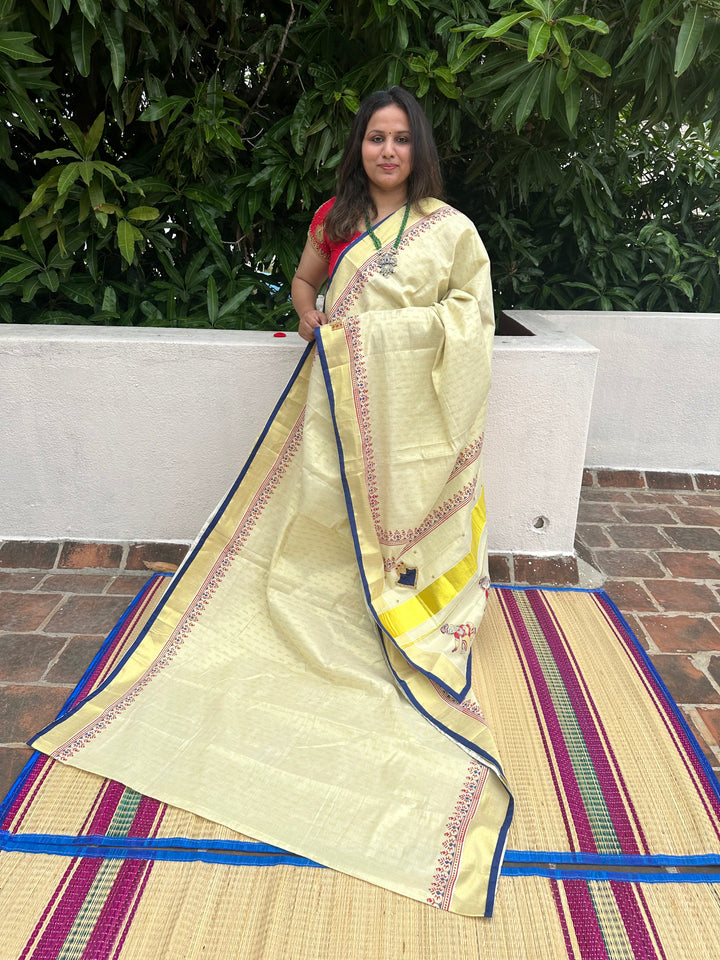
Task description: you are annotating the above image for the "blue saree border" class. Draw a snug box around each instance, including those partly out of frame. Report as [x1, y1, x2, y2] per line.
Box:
[29, 341, 315, 747]
[313, 332, 510, 914]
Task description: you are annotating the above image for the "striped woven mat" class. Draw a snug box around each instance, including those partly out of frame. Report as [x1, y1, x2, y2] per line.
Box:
[1, 578, 719, 959]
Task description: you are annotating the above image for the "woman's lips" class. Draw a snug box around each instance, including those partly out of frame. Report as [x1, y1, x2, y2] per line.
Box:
[379, 164, 398, 170]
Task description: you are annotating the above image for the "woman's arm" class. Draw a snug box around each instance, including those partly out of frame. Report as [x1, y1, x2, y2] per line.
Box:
[292, 240, 330, 342]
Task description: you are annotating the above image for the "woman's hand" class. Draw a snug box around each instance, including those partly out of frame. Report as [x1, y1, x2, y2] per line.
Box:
[298, 309, 327, 342]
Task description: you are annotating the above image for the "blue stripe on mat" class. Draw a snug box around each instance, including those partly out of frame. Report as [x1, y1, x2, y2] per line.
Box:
[501, 863, 720, 884]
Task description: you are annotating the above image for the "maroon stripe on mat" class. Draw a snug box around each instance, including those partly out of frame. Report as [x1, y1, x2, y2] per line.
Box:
[21, 856, 105, 959]
[528, 591, 647, 856]
[81, 858, 153, 960]
[554, 878, 610, 960]
[498, 589, 591, 852]
[127, 793, 165, 838]
[84, 780, 127, 836]
[612, 883, 669, 960]
[111, 859, 155, 960]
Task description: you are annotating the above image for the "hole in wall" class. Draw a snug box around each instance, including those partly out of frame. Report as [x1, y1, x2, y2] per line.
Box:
[532, 516, 549, 531]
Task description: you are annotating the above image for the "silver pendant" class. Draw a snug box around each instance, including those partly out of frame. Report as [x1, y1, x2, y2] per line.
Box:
[376, 248, 397, 276]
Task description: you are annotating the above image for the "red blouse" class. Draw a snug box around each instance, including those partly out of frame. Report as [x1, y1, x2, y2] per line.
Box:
[309, 197, 361, 277]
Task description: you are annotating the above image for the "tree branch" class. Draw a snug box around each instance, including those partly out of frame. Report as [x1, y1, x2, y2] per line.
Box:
[240, 1, 296, 134]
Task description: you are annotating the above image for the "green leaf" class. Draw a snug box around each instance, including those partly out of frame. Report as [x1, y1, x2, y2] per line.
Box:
[88, 179, 104, 209]
[139, 96, 190, 122]
[483, 11, 535, 38]
[117, 218, 136, 265]
[77, 0, 100, 27]
[96, 202, 123, 215]
[35, 149, 81, 160]
[191, 202, 223, 245]
[0, 244, 35, 264]
[436, 76, 461, 99]
[93, 161, 130, 187]
[6, 89, 43, 138]
[523, 0, 550, 14]
[217, 124, 245, 150]
[84, 113, 105, 156]
[564, 79, 581, 129]
[527, 20, 550, 61]
[60, 118, 87, 155]
[0, 261, 39, 285]
[551, 23, 571, 58]
[100, 15, 125, 90]
[39, 268, 59, 292]
[48, 0, 65, 29]
[207, 274, 218, 324]
[465, 58, 533, 98]
[71, 11, 95, 76]
[617, 0, 684, 67]
[558, 15, 609, 34]
[515, 68, 543, 129]
[217, 286, 254, 318]
[539, 61, 557, 119]
[126, 206, 160, 221]
[79, 160, 94, 186]
[57, 162, 82, 196]
[21, 274, 41, 302]
[674, 5, 704, 77]
[183, 185, 229, 209]
[102, 286, 117, 312]
[270, 167, 290, 208]
[20, 218, 45, 264]
[573, 49, 611, 78]
[0, 32, 47, 63]
[556, 61, 579, 93]
[492, 78, 525, 129]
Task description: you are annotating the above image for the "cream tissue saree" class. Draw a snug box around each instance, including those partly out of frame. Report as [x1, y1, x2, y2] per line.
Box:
[32, 199, 512, 917]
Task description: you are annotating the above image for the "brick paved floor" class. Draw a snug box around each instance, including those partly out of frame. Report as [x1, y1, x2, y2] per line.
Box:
[574, 471, 720, 780]
[1, 477, 719, 800]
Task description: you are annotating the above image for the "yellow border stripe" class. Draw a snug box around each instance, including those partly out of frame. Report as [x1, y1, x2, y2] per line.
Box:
[378, 490, 486, 637]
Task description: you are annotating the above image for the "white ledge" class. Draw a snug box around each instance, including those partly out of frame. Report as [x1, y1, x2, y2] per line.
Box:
[508, 309, 720, 474]
[1, 318, 599, 554]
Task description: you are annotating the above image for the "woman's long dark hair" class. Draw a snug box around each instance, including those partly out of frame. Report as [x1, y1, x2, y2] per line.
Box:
[324, 87, 442, 243]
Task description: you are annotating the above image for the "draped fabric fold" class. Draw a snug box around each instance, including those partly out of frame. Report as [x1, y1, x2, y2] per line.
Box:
[30, 199, 512, 916]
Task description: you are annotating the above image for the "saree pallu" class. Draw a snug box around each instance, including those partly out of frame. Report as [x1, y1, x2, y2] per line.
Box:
[31, 199, 512, 916]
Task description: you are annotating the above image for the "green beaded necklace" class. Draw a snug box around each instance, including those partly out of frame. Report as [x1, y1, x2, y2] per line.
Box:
[364, 202, 411, 277]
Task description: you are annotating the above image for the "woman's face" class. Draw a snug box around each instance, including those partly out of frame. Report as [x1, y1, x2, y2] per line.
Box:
[361, 104, 412, 197]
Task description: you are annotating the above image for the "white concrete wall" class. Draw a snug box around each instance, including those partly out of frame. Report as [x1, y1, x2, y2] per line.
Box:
[509, 310, 720, 473]
[0, 321, 598, 554]
[486, 314, 598, 554]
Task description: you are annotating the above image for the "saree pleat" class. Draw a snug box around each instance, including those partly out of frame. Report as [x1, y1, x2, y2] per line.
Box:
[31, 199, 510, 916]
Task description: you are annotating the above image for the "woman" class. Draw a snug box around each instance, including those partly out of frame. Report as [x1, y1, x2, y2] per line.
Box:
[31, 89, 511, 918]
[292, 87, 438, 342]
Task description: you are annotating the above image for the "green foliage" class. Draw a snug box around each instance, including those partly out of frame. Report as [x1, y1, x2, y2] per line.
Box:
[0, 0, 718, 328]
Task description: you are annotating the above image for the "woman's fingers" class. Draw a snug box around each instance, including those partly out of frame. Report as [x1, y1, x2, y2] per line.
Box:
[298, 310, 327, 341]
